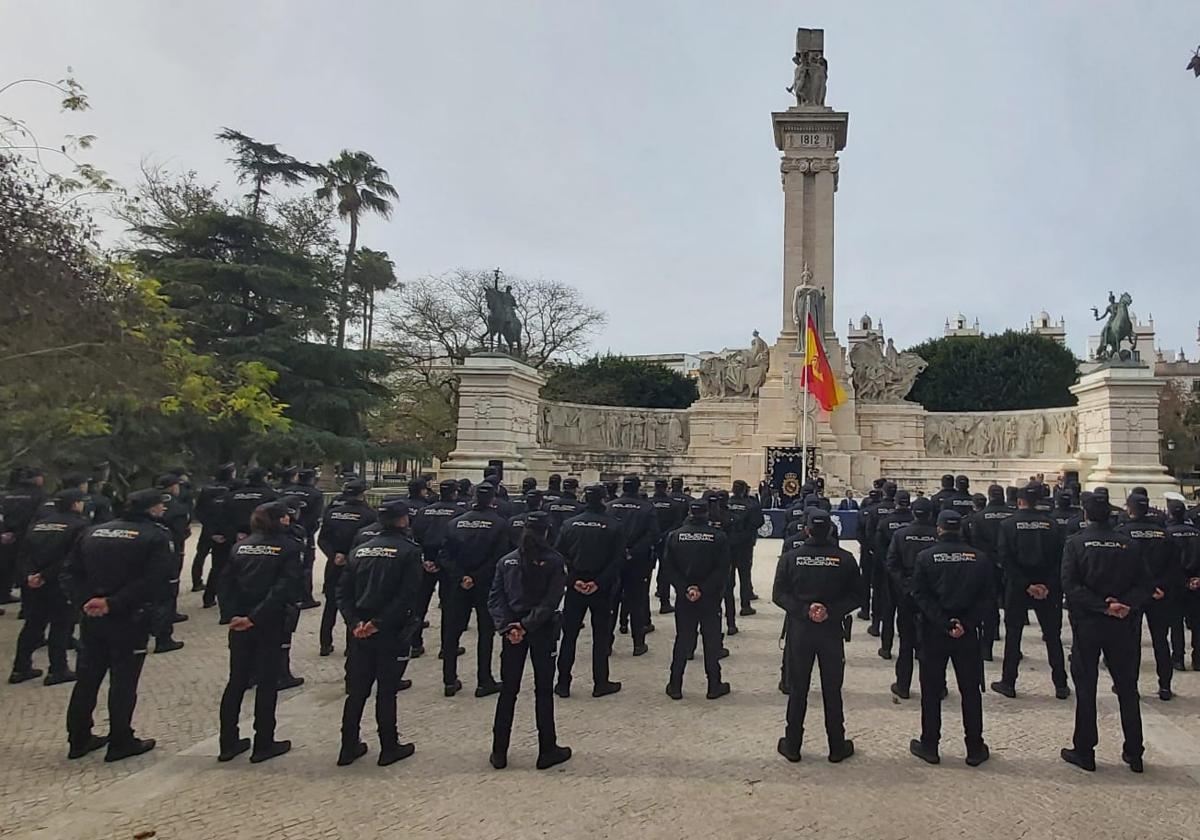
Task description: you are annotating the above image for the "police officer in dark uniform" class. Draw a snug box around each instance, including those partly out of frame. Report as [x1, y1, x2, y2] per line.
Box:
[1167, 499, 1200, 671]
[726, 480, 765, 620]
[661, 498, 731, 701]
[885, 497, 937, 700]
[553, 485, 625, 699]
[63, 488, 173, 761]
[283, 468, 324, 609]
[543, 474, 563, 503]
[455, 478, 473, 505]
[930, 474, 956, 511]
[963, 484, 1013, 663]
[873, 490, 914, 661]
[650, 478, 686, 615]
[545, 477, 584, 533]
[1117, 493, 1178, 701]
[191, 464, 235, 593]
[152, 474, 190, 653]
[406, 478, 429, 511]
[223, 467, 279, 542]
[855, 485, 883, 620]
[217, 501, 301, 763]
[438, 483, 509, 697]
[507, 489, 546, 544]
[337, 499, 423, 767]
[992, 486, 1068, 699]
[773, 510, 860, 763]
[909, 511, 992, 767]
[9, 488, 89, 685]
[606, 476, 660, 655]
[317, 480, 377, 657]
[863, 481, 897, 636]
[1061, 494, 1152, 773]
[1051, 489, 1079, 536]
[87, 475, 115, 525]
[410, 479, 466, 657]
[1, 467, 46, 606]
[488, 512, 571, 770]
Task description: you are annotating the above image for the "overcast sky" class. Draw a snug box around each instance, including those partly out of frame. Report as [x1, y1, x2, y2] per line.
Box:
[5, 1, 1200, 359]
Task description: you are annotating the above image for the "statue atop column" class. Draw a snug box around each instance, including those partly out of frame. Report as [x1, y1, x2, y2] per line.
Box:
[484, 267, 523, 355]
[786, 27, 828, 108]
[1091, 290, 1136, 361]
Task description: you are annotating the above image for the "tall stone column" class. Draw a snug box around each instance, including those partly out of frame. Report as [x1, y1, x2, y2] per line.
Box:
[773, 109, 848, 342]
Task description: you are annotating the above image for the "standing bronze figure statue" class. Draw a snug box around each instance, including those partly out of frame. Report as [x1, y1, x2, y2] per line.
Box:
[484, 268, 523, 355]
[1091, 291, 1136, 361]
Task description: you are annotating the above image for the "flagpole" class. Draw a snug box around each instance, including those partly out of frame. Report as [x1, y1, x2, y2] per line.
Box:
[800, 293, 810, 491]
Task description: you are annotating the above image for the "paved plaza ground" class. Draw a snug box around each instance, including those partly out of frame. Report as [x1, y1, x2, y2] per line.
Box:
[3, 539, 1200, 840]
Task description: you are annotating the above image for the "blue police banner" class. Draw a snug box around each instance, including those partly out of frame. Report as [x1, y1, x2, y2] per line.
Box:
[767, 447, 815, 507]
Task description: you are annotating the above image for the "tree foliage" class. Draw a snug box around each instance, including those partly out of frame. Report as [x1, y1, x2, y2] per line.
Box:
[542, 355, 698, 409]
[1159, 379, 1200, 478]
[0, 153, 287, 480]
[905, 331, 1078, 412]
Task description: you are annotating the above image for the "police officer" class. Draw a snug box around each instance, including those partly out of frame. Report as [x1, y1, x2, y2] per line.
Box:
[217, 501, 301, 763]
[885, 497, 938, 699]
[543, 474, 563, 503]
[909, 511, 992, 767]
[992, 486, 1068, 699]
[1051, 489, 1079, 536]
[283, 468, 324, 609]
[1061, 494, 1152, 773]
[455, 478, 473, 505]
[545, 477, 584, 534]
[855, 485, 883, 620]
[191, 464, 235, 594]
[1167, 499, 1200, 671]
[406, 478, 430, 511]
[963, 484, 1013, 662]
[553, 484, 625, 699]
[337, 499, 423, 767]
[863, 481, 897, 636]
[1117, 493, 1178, 701]
[606, 476, 659, 655]
[62, 488, 172, 761]
[9, 488, 89, 685]
[438, 483, 509, 697]
[317, 480, 377, 657]
[87, 475, 115, 525]
[410, 479, 466, 657]
[508, 489, 546, 544]
[873, 490, 915, 661]
[223, 467, 279, 542]
[930, 474, 956, 511]
[725, 480, 765, 620]
[152, 474, 190, 653]
[773, 510, 860, 763]
[661, 498, 731, 701]
[1, 467, 46, 606]
[488, 512, 571, 770]
[650, 478, 686, 615]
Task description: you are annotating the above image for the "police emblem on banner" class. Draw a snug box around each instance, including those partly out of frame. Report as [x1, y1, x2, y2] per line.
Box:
[781, 472, 801, 499]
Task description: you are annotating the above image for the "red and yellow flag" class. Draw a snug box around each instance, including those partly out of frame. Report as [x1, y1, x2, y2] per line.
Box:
[801, 313, 846, 411]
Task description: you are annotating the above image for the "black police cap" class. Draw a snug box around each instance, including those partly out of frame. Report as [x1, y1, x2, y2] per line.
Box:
[343, 478, 368, 494]
[895, 490, 911, 506]
[56, 487, 89, 504]
[688, 499, 709, 516]
[475, 482, 496, 499]
[806, 509, 831, 527]
[937, 510, 962, 529]
[562, 477, 580, 490]
[439, 478, 458, 490]
[379, 498, 411, 518]
[128, 488, 170, 512]
[524, 511, 552, 533]
[584, 484, 607, 504]
[913, 497, 936, 516]
[155, 473, 181, 489]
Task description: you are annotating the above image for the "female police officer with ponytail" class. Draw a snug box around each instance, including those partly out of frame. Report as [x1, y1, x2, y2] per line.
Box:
[487, 511, 571, 770]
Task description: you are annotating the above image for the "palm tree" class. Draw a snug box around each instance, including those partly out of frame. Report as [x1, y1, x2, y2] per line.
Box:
[316, 150, 398, 348]
[351, 248, 398, 349]
[215, 128, 317, 220]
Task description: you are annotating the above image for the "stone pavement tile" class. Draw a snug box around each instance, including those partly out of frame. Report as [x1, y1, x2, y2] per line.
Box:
[1, 538, 1198, 839]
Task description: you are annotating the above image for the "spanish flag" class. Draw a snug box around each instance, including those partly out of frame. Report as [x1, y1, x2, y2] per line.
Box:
[802, 313, 846, 411]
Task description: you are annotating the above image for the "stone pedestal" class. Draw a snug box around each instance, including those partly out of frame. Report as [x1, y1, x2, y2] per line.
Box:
[1069, 363, 1175, 503]
[441, 354, 545, 481]
[687, 400, 761, 486]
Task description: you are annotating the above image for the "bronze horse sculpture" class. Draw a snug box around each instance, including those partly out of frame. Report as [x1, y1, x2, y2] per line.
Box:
[1091, 291, 1136, 361]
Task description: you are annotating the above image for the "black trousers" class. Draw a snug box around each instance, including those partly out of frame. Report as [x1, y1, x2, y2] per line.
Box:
[873, 563, 895, 652]
[66, 617, 148, 749]
[151, 549, 183, 641]
[1183, 592, 1200, 661]
[981, 565, 1002, 657]
[918, 625, 984, 750]
[1069, 614, 1143, 758]
[492, 620, 558, 756]
[301, 531, 318, 604]
[1144, 599, 1179, 691]
[857, 543, 875, 619]
[411, 567, 440, 650]
[190, 526, 215, 588]
[610, 552, 652, 647]
[1000, 592, 1067, 688]
[653, 543, 671, 604]
[441, 580, 495, 687]
[342, 633, 405, 749]
[669, 597, 723, 690]
[13, 583, 73, 674]
[0, 539, 20, 593]
[893, 589, 918, 693]
[557, 586, 613, 687]
[219, 623, 284, 749]
[784, 622, 846, 750]
[723, 543, 755, 617]
[202, 540, 232, 605]
[319, 562, 346, 649]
